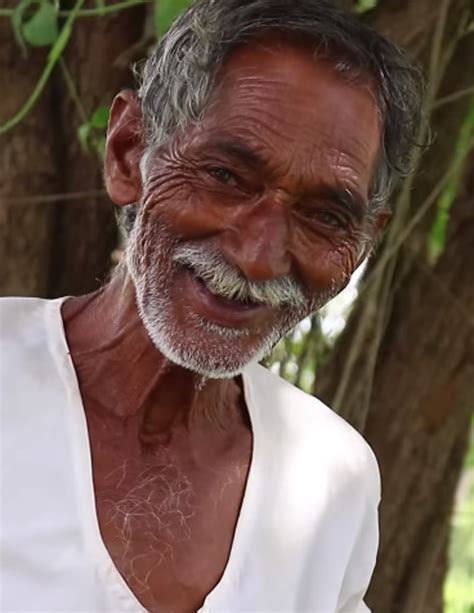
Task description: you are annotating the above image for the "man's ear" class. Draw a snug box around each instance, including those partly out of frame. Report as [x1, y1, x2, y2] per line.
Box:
[355, 208, 392, 267]
[105, 90, 144, 206]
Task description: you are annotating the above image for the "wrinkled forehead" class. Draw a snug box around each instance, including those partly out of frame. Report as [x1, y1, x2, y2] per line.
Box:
[197, 38, 382, 186]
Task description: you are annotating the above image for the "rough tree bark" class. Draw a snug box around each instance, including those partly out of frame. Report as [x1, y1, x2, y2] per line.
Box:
[0, 1, 59, 296]
[316, 2, 474, 611]
[49, 2, 147, 297]
[0, 1, 147, 298]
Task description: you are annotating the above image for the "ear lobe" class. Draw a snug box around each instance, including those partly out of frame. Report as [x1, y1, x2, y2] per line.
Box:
[105, 90, 144, 206]
[355, 208, 392, 267]
[373, 208, 392, 234]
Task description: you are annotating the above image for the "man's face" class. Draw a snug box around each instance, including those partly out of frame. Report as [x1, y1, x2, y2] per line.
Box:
[123, 41, 382, 378]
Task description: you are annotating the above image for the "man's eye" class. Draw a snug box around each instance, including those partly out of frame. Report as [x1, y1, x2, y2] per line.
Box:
[208, 167, 238, 186]
[315, 210, 347, 228]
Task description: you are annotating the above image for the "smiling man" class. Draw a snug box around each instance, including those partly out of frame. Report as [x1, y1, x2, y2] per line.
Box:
[0, 1, 423, 612]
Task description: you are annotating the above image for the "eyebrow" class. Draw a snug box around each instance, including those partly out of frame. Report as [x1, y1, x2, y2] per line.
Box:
[318, 184, 368, 221]
[205, 138, 268, 169]
[203, 138, 368, 219]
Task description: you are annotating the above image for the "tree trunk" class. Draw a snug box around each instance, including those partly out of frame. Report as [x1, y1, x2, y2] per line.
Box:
[49, 1, 147, 297]
[0, 1, 59, 296]
[0, 1, 147, 298]
[316, 2, 474, 610]
[367, 162, 473, 613]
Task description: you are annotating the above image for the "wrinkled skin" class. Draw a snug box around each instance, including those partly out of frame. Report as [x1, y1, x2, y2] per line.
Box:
[63, 38, 385, 612]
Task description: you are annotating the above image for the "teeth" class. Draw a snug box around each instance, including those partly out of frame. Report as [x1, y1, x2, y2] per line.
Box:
[208, 282, 254, 304]
[191, 268, 259, 306]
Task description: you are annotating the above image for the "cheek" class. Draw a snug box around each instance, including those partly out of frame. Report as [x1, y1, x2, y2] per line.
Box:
[128, 205, 165, 276]
[141, 170, 236, 239]
[295, 235, 358, 294]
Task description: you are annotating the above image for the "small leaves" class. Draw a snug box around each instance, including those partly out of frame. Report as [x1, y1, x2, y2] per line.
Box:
[1, 0, 83, 135]
[23, 1, 58, 47]
[89, 105, 110, 130]
[11, 0, 35, 53]
[427, 97, 474, 264]
[355, 0, 378, 14]
[11, 0, 59, 52]
[78, 104, 110, 158]
[154, 0, 192, 37]
[78, 123, 91, 152]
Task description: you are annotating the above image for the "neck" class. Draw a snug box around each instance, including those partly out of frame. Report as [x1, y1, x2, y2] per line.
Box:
[62, 270, 249, 443]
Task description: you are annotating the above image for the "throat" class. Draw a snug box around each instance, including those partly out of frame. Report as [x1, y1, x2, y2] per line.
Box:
[139, 370, 250, 444]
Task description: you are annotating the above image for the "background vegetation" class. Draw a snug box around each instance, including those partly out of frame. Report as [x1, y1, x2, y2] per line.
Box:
[1, 0, 473, 611]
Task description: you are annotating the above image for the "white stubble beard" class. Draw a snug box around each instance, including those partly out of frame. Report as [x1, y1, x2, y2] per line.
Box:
[125, 204, 337, 378]
[124, 210, 299, 378]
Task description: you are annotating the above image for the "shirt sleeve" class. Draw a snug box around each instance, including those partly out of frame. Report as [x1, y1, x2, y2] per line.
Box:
[335, 447, 381, 613]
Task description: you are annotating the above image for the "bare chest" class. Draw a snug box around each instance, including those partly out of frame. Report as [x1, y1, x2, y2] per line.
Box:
[90, 432, 251, 613]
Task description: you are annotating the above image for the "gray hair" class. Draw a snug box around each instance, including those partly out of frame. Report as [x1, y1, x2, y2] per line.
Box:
[120, 0, 424, 233]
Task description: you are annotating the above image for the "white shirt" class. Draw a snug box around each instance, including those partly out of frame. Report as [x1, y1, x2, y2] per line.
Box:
[0, 297, 380, 612]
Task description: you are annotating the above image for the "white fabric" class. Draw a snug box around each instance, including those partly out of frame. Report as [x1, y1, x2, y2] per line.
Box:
[0, 297, 381, 612]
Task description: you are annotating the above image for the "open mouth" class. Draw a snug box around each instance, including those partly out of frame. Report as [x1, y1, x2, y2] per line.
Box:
[182, 266, 269, 327]
[185, 266, 265, 309]
[192, 273, 263, 310]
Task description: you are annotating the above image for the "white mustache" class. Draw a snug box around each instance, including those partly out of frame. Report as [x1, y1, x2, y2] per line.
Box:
[173, 244, 307, 309]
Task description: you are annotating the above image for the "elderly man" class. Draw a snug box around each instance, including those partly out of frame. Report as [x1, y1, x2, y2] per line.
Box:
[1, 0, 422, 611]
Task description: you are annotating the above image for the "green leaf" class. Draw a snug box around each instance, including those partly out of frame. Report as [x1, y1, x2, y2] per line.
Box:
[154, 0, 192, 37]
[78, 106, 109, 157]
[355, 0, 378, 14]
[22, 1, 59, 47]
[427, 97, 474, 264]
[93, 135, 106, 160]
[11, 0, 37, 54]
[78, 123, 91, 152]
[0, 0, 84, 135]
[90, 105, 110, 130]
[465, 419, 474, 468]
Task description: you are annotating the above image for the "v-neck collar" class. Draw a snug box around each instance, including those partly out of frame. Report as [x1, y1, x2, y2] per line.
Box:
[54, 297, 262, 612]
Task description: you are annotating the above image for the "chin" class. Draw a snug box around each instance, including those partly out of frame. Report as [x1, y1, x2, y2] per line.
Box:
[137, 297, 281, 379]
[124, 215, 311, 378]
[128, 259, 305, 379]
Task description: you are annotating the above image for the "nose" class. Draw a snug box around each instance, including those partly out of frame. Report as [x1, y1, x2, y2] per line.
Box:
[220, 200, 292, 281]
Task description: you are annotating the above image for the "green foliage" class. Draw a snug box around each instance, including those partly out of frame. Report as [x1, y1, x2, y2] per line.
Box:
[89, 104, 110, 130]
[78, 104, 110, 158]
[73, 0, 193, 158]
[465, 419, 474, 469]
[428, 98, 474, 264]
[444, 480, 474, 613]
[1, 0, 148, 134]
[466, 446, 474, 470]
[265, 314, 332, 393]
[0, 0, 85, 135]
[94, 0, 106, 15]
[11, 0, 29, 52]
[355, 0, 378, 14]
[22, 1, 58, 47]
[154, 0, 192, 37]
[12, 0, 58, 53]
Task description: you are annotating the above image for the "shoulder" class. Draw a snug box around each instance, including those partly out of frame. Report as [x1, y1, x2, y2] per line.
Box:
[244, 361, 381, 502]
[0, 296, 64, 338]
[0, 296, 51, 328]
[0, 296, 67, 372]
